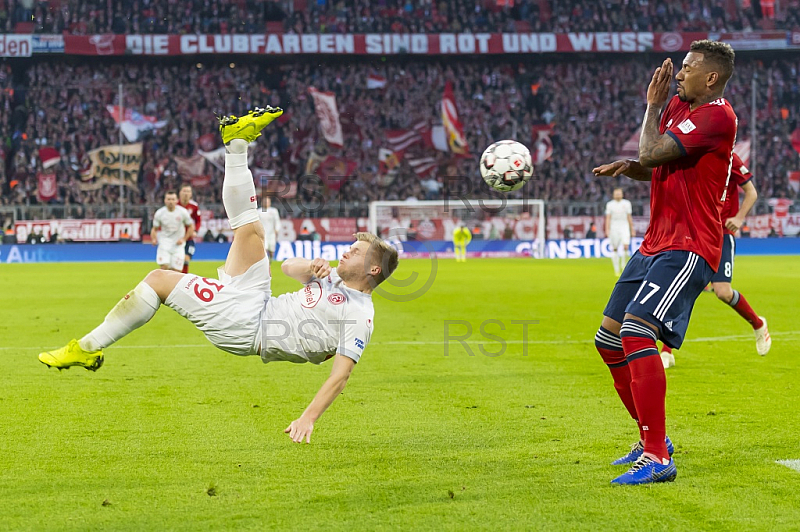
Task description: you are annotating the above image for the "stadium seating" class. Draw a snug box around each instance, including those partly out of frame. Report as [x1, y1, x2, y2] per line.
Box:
[0, 0, 789, 35]
[1, 55, 796, 214]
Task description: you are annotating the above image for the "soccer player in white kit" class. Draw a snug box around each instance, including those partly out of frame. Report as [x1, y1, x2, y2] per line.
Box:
[39, 107, 399, 444]
[259, 195, 280, 260]
[151, 190, 195, 271]
[604, 188, 635, 276]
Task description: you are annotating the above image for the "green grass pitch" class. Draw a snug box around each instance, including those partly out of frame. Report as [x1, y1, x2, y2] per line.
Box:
[1, 256, 799, 530]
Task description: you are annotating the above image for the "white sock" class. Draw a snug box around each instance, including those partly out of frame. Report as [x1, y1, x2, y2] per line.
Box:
[225, 138, 248, 154]
[79, 282, 161, 351]
[223, 144, 259, 229]
[612, 252, 620, 274]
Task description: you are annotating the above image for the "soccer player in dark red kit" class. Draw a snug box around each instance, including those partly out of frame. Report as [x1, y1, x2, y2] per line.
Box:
[592, 40, 737, 484]
[178, 184, 202, 274]
[660, 152, 771, 368]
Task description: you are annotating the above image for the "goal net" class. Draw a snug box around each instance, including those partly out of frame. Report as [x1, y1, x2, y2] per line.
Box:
[368, 199, 546, 257]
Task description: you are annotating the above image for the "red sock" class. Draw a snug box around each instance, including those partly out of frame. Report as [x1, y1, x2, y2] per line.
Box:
[730, 290, 763, 329]
[621, 323, 669, 461]
[596, 328, 644, 440]
[182, 264, 189, 274]
[660, 344, 672, 354]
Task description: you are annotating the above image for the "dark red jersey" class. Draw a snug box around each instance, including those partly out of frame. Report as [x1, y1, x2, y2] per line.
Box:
[721, 153, 753, 235]
[639, 95, 738, 271]
[179, 199, 201, 237]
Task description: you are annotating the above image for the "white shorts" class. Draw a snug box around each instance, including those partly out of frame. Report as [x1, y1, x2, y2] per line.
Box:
[265, 235, 276, 253]
[165, 257, 272, 356]
[157, 245, 185, 271]
[609, 229, 631, 250]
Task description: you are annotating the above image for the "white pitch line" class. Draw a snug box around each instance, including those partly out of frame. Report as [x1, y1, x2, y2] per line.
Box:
[777, 460, 800, 473]
[7, 331, 800, 351]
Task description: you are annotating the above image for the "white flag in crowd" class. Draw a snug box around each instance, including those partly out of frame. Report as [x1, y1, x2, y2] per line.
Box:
[308, 87, 344, 147]
[106, 105, 167, 142]
[367, 74, 388, 89]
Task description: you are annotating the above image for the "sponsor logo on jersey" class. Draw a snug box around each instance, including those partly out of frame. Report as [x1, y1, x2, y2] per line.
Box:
[677, 118, 696, 134]
[301, 281, 323, 308]
[328, 293, 345, 305]
[354, 338, 365, 350]
[665, 119, 674, 129]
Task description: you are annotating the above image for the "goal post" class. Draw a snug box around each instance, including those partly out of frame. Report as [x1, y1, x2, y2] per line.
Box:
[368, 199, 546, 258]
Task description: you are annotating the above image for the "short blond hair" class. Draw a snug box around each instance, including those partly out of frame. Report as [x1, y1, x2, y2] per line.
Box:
[355, 232, 398, 285]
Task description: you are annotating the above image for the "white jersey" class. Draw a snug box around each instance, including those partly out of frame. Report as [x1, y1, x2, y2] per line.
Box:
[260, 268, 374, 365]
[153, 206, 193, 250]
[259, 207, 281, 235]
[605, 199, 632, 231]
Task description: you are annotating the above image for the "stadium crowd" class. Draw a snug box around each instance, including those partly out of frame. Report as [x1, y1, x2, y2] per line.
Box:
[2, 53, 797, 217]
[0, 0, 790, 35]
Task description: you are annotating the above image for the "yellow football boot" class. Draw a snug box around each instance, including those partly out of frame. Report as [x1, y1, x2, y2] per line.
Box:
[218, 106, 283, 144]
[39, 339, 104, 372]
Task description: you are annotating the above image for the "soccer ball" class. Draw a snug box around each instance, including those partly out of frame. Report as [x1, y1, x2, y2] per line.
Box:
[479, 140, 534, 192]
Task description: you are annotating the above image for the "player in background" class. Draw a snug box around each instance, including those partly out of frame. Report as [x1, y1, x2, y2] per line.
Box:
[151, 191, 195, 272]
[259, 195, 281, 261]
[592, 41, 737, 484]
[178, 184, 202, 273]
[605, 188, 635, 276]
[453, 224, 472, 262]
[39, 107, 399, 444]
[659, 153, 771, 368]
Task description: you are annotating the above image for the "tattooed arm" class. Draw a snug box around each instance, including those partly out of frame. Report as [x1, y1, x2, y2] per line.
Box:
[638, 58, 683, 168]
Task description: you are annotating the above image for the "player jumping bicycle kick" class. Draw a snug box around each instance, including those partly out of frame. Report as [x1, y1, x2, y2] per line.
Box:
[39, 106, 399, 444]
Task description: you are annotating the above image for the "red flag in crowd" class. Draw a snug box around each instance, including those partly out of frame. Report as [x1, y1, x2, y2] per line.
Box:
[379, 148, 404, 175]
[385, 124, 425, 151]
[788, 171, 800, 194]
[407, 155, 437, 178]
[441, 81, 469, 154]
[315, 155, 357, 190]
[37, 172, 57, 202]
[791, 128, 800, 155]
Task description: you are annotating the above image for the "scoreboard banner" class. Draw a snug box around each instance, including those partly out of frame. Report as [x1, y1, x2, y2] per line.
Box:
[16, 32, 796, 56]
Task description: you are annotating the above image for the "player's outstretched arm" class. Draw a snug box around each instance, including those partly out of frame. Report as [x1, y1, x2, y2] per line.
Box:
[281, 258, 331, 283]
[639, 58, 683, 167]
[284, 354, 355, 443]
[726, 181, 758, 233]
[593, 160, 652, 181]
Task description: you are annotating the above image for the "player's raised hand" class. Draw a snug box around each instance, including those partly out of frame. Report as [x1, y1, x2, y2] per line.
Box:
[310, 258, 331, 279]
[646, 58, 673, 107]
[284, 417, 314, 444]
[593, 160, 630, 177]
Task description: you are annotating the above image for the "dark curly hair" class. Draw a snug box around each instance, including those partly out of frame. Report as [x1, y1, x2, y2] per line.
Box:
[690, 40, 735, 86]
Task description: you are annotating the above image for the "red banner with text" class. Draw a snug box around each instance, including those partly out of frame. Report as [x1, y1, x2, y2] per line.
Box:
[46, 31, 793, 56]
